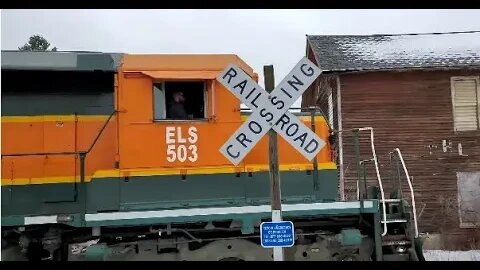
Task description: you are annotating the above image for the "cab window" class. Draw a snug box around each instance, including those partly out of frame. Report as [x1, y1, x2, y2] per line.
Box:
[153, 81, 207, 120]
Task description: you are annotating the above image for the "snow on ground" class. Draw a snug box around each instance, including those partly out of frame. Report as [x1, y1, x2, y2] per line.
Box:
[423, 250, 480, 261]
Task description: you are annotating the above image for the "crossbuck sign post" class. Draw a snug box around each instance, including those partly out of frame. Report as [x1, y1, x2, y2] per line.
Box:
[216, 57, 324, 261]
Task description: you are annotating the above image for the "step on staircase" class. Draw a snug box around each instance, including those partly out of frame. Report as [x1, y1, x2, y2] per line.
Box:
[380, 197, 420, 261]
[378, 149, 423, 261]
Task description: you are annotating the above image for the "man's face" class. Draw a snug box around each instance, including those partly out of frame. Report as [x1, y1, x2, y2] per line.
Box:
[175, 92, 185, 103]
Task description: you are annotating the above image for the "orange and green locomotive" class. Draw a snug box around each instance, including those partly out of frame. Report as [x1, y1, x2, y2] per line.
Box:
[1, 51, 422, 261]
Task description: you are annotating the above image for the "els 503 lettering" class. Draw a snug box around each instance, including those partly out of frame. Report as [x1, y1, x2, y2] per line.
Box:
[165, 126, 198, 163]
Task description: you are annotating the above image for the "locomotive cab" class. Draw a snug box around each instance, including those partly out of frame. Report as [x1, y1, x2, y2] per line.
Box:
[116, 54, 259, 169]
[106, 54, 337, 212]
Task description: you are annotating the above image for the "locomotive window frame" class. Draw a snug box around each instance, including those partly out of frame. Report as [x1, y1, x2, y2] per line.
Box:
[153, 80, 209, 122]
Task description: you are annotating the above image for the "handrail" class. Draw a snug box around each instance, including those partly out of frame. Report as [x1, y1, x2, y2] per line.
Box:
[357, 127, 388, 236]
[85, 111, 116, 154]
[390, 148, 419, 238]
[2, 110, 116, 158]
[330, 126, 388, 235]
[1, 111, 116, 204]
[358, 159, 372, 200]
[2, 151, 82, 157]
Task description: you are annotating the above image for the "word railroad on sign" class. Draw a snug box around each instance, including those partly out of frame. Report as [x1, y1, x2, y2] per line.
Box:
[216, 57, 325, 165]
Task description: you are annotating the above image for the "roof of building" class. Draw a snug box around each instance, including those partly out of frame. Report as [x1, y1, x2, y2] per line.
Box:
[307, 31, 480, 72]
[1, 50, 123, 71]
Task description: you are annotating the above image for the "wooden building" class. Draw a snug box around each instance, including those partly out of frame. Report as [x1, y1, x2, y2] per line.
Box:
[302, 31, 480, 249]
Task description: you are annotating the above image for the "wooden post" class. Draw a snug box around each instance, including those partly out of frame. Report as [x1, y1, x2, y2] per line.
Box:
[264, 65, 284, 261]
[310, 107, 319, 192]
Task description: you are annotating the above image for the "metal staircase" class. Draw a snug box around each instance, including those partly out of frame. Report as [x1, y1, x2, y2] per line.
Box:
[352, 128, 424, 261]
[379, 148, 422, 261]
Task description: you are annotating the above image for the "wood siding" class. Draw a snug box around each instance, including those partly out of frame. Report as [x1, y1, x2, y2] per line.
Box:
[304, 69, 480, 249]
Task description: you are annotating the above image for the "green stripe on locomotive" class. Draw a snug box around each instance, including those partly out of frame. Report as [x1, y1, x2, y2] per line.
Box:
[2, 169, 339, 227]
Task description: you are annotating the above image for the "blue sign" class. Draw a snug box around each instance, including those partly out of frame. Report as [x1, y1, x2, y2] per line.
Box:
[260, 221, 295, 248]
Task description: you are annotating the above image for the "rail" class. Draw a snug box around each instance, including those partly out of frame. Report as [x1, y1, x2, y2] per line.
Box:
[357, 127, 387, 236]
[389, 148, 419, 238]
[2, 111, 116, 158]
[334, 127, 388, 236]
[358, 158, 373, 201]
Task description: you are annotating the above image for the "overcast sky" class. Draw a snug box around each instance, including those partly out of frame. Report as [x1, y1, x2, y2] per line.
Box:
[2, 9, 480, 107]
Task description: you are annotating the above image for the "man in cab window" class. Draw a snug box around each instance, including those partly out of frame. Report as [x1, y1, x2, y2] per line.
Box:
[167, 91, 188, 120]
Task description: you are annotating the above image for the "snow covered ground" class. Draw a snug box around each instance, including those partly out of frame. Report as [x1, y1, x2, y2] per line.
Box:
[423, 250, 480, 261]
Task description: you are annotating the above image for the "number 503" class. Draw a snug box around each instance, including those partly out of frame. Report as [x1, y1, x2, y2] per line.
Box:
[166, 144, 198, 163]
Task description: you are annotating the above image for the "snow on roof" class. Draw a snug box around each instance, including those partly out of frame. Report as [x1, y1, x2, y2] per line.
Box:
[307, 31, 480, 72]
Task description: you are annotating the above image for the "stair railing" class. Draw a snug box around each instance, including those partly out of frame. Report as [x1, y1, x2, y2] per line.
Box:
[389, 148, 419, 238]
[351, 127, 388, 236]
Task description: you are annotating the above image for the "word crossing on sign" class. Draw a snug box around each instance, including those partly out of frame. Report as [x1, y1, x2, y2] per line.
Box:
[260, 221, 295, 248]
[216, 57, 325, 165]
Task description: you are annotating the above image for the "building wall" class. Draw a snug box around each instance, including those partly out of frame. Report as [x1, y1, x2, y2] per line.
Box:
[305, 69, 480, 249]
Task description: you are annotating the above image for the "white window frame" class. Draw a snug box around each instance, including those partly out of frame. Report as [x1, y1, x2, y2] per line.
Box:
[450, 76, 480, 132]
[153, 82, 167, 119]
[152, 80, 209, 122]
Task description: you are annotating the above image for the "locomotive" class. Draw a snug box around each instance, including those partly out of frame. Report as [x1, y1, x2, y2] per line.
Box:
[1, 50, 423, 261]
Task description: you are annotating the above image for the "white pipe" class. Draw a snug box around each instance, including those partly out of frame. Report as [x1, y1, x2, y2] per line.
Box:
[356, 177, 360, 200]
[358, 127, 388, 236]
[393, 148, 419, 238]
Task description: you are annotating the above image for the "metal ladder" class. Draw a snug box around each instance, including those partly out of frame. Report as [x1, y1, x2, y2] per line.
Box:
[353, 127, 388, 236]
[385, 148, 419, 238]
[379, 148, 422, 260]
[352, 128, 421, 260]
[378, 149, 420, 260]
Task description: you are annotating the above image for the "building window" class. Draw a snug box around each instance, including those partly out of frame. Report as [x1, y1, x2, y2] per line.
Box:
[451, 76, 480, 131]
[153, 81, 207, 121]
[457, 172, 480, 228]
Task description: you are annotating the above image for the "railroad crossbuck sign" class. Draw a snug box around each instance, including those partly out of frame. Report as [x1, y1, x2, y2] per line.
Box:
[217, 57, 325, 165]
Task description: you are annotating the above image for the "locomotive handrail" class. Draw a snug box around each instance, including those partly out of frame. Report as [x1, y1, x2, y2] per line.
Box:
[1, 111, 116, 204]
[2, 151, 84, 157]
[389, 148, 419, 238]
[1, 110, 116, 158]
[85, 110, 116, 154]
[356, 127, 388, 237]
